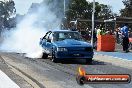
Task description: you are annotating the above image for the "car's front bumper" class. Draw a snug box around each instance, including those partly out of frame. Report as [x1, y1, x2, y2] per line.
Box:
[55, 51, 94, 59]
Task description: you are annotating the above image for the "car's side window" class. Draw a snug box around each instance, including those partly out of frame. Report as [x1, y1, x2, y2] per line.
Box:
[45, 32, 51, 40]
[44, 32, 53, 43]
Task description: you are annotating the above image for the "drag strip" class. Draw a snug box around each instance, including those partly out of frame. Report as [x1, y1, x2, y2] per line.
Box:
[0, 55, 45, 88]
[0, 53, 91, 88]
[0, 52, 132, 88]
[0, 70, 20, 88]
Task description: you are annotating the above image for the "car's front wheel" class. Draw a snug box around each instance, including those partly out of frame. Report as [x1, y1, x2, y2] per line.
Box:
[51, 51, 58, 63]
[52, 55, 58, 63]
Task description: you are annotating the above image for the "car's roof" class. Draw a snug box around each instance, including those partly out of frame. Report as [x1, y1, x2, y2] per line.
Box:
[52, 29, 78, 33]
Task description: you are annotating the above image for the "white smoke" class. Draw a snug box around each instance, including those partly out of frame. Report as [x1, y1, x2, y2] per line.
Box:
[0, 2, 62, 58]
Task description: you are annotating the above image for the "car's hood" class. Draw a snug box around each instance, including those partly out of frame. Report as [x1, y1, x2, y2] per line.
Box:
[53, 39, 92, 47]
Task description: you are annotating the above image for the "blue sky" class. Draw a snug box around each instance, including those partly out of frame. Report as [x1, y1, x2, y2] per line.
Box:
[1, 0, 125, 15]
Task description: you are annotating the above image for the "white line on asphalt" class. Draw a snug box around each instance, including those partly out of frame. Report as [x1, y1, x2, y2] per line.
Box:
[95, 53, 132, 61]
[0, 70, 20, 88]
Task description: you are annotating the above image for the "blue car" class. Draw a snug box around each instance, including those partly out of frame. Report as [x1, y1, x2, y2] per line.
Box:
[39, 30, 94, 63]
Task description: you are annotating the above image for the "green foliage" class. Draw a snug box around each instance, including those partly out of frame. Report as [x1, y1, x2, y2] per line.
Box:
[63, 0, 114, 30]
[42, 0, 114, 21]
[0, 0, 16, 28]
[120, 0, 132, 17]
[66, 0, 114, 21]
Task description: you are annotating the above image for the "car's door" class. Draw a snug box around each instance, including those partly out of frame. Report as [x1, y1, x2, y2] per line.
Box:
[45, 32, 53, 53]
[40, 31, 51, 49]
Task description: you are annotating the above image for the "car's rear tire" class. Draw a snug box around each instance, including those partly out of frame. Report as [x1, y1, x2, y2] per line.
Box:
[42, 53, 48, 59]
[86, 58, 92, 64]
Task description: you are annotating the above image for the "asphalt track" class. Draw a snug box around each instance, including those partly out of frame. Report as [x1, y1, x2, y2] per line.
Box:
[0, 52, 132, 88]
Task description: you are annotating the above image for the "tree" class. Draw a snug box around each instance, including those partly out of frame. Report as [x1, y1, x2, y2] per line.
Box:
[98, 4, 114, 20]
[120, 0, 132, 17]
[66, 0, 114, 21]
[0, 0, 16, 29]
[28, 0, 114, 30]
[65, 0, 114, 30]
[67, 0, 91, 21]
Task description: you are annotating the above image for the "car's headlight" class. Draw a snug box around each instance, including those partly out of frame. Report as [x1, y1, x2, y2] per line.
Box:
[57, 47, 67, 51]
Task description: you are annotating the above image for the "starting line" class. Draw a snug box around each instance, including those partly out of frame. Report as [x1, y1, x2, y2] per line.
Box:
[0, 70, 20, 88]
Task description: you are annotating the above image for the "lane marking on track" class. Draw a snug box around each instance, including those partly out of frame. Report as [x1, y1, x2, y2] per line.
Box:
[0, 70, 20, 88]
[1, 55, 45, 88]
[95, 53, 132, 61]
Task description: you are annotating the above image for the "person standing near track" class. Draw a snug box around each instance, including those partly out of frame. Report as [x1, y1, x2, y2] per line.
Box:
[120, 23, 129, 52]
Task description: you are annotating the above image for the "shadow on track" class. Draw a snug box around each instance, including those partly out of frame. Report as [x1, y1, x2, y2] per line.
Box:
[58, 59, 106, 65]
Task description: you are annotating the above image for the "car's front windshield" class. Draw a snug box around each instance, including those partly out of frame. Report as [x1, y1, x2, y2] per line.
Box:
[53, 32, 83, 41]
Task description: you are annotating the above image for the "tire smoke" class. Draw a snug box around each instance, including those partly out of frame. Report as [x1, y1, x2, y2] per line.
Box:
[0, 2, 62, 58]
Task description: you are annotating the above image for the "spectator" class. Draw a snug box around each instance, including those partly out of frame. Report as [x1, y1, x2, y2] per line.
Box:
[96, 24, 106, 37]
[115, 26, 120, 43]
[93, 29, 97, 49]
[120, 23, 129, 52]
[96, 25, 102, 37]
